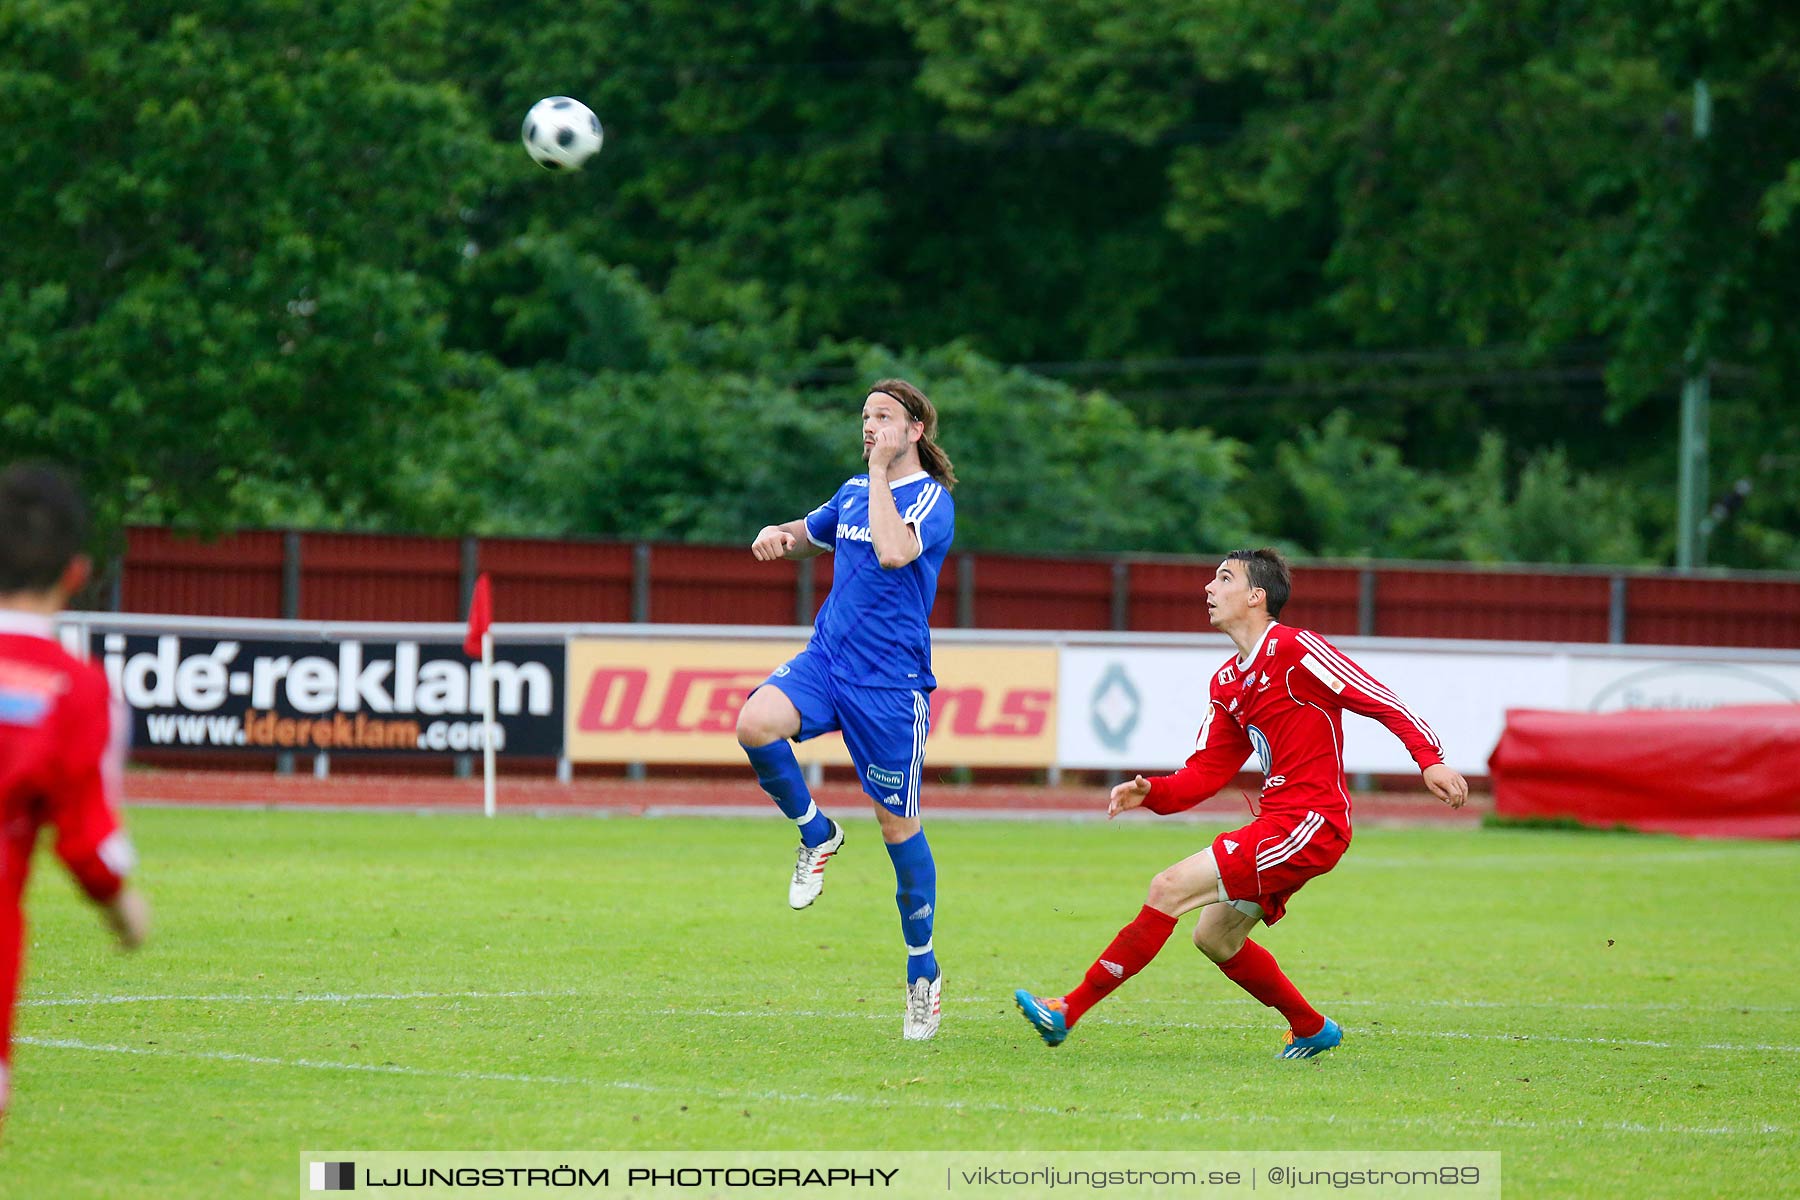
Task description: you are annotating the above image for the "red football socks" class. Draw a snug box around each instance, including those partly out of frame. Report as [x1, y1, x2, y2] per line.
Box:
[1063, 905, 1177, 1026]
[1217, 938, 1325, 1036]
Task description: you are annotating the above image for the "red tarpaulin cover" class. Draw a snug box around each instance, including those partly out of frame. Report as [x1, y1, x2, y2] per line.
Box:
[1488, 705, 1800, 839]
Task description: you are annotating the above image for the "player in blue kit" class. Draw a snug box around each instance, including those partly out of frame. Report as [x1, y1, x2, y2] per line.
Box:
[736, 379, 957, 1040]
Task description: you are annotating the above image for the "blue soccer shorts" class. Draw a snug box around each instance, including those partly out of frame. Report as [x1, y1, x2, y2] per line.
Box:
[760, 648, 931, 818]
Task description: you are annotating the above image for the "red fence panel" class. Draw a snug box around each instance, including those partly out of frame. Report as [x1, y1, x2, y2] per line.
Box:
[972, 554, 1112, 630]
[1627, 577, 1800, 648]
[1129, 561, 1208, 632]
[121, 528, 285, 617]
[115, 527, 1800, 649]
[1276, 566, 1363, 636]
[651, 544, 797, 625]
[1374, 569, 1611, 642]
[300, 532, 462, 622]
[479, 537, 635, 623]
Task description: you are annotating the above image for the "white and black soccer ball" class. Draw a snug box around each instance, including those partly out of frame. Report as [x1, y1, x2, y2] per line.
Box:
[521, 96, 603, 171]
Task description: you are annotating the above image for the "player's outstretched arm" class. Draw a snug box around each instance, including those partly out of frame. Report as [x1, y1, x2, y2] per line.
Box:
[751, 520, 825, 562]
[1107, 774, 1152, 819]
[1423, 763, 1469, 809]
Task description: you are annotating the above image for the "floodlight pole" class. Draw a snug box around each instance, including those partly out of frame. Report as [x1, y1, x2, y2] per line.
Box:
[1676, 78, 1712, 570]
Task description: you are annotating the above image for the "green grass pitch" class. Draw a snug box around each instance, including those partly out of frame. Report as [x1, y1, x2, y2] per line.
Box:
[7, 806, 1797, 1197]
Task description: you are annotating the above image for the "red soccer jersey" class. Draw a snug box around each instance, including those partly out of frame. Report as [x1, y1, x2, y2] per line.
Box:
[1143, 622, 1444, 834]
[0, 611, 135, 1072]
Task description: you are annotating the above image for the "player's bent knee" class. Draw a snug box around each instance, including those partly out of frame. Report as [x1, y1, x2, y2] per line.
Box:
[734, 705, 773, 747]
[1145, 867, 1196, 913]
[735, 688, 792, 747]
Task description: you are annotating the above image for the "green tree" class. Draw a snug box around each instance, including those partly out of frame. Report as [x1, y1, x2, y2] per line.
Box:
[0, 1, 502, 535]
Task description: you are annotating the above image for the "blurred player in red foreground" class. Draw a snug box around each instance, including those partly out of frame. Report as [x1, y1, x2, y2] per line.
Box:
[1017, 548, 1466, 1058]
[0, 464, 149, 1115]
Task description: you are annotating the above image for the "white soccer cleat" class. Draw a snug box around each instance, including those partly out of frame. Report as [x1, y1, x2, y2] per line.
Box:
[787, 820, 845, 909]
[903, 972, 942, 1041]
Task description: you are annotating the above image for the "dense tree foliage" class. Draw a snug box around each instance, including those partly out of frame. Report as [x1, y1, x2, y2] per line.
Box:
[4, 0, 1796, 568]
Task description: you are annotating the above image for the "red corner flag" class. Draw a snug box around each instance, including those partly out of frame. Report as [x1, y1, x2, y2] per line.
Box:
[464, 572, 492, 658]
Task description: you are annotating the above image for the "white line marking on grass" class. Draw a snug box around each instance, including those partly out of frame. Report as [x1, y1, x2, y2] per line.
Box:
[42, 990, 1788, 1018]
[1064, 996, 1800, 1016]
[653, 1006, 1800, 1055]
[14, 1037, 584, 1085]
[20, 990, 580, 1008]
[1079, 1014, 1800, 1055]
[21, 1035, 1780, 1139]
[38, 993, 1785, 1050]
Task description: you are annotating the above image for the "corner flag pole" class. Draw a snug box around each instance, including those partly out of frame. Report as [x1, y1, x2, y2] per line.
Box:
[481, 628, 496, 819]
[464, 571, 496, 818]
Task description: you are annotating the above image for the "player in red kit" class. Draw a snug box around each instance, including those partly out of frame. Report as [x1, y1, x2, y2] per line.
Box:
[1016, 548, 1467, 1058]
[0, 464, 150, 1116]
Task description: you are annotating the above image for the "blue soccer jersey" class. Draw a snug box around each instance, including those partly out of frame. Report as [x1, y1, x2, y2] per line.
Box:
[802, 470, 955, 691]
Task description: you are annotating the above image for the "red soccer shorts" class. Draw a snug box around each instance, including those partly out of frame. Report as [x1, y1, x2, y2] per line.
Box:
[1210, 809, 1349, 926]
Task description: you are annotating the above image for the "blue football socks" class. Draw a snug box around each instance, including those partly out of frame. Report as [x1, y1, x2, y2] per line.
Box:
[742, 739, 833, 846]
[886, 830, 939, 984]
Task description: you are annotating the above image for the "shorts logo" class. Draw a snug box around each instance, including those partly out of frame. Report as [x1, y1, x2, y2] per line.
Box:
[1100, 959, 1125, 978]
[1223, 839, 1239, 854]
[772, 665, 791, 678]
[866, 764, 906, 789]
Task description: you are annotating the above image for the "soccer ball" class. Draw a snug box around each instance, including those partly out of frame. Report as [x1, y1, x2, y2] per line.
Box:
[521, 96, 603, 170]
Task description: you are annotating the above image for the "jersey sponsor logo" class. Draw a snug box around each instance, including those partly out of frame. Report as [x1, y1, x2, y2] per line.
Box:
[1300, 652, 1346, 693]
[1222, 839, 1239, 854]
[866, 763, 907, 790]
[1265, 774, 1287, 789]
[1099, 959, 1125, 979]
[1266, 638, 1279, 657]
[1218, 666, 1236, 686]
[1246, 723, 1273, 776]
[1257, 671, 1272, 691]
[836, 523, 875, 543]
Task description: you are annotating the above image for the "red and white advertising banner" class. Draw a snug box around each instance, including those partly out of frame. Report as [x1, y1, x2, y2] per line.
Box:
[565, 638, 1058, 766]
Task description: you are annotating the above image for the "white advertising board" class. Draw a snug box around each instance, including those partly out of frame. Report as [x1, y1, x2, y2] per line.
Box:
[1058, 640, 1564, 776]
[1569, 657, 1800, 712]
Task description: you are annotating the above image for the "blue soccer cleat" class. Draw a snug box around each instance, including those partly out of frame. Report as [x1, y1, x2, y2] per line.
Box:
[1014, 989, 1070, 1047]
[1280, 1016, 1343, 1059]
